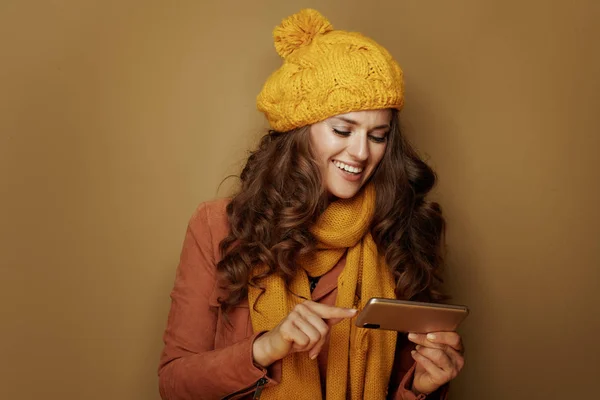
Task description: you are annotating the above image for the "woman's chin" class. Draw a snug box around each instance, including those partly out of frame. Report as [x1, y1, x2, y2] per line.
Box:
[326, 183, 364, 200]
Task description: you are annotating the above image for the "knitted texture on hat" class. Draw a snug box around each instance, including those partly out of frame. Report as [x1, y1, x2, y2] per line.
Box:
[247, 184, 397, 400]
[257, 9, 404, 132]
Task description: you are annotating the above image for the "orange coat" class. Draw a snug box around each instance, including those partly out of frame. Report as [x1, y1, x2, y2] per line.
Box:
[158, 199, 448, 399]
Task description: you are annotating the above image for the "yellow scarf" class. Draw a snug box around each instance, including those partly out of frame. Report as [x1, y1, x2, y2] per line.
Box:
[248, 185, 397, 400]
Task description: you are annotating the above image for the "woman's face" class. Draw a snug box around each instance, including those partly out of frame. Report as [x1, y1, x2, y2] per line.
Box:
[309, 109, 392, 199]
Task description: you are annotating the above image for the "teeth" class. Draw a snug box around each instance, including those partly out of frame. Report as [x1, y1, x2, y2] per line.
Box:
[333, 160, 363, 174]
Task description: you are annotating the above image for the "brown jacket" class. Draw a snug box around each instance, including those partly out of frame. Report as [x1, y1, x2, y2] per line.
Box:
[158, 199, 448, 399]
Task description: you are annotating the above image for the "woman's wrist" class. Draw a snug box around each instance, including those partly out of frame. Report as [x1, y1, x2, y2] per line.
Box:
[252, 333, 273, 368]
[410, 384, 421, 396]
[411, 382, 428, 397]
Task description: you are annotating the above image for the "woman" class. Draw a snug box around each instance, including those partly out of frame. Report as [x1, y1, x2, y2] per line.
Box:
[158, 9, 464, 400]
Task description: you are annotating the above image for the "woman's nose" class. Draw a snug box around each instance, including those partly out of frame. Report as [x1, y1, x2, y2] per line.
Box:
[347, 133, 369, 161]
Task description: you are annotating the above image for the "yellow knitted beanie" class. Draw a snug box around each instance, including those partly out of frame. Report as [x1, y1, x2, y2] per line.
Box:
[257, 9, 405, 132]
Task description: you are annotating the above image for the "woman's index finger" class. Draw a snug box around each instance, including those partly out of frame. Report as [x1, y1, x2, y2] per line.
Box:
[302, 300, 358, 320]
[426, 332, 463, 351]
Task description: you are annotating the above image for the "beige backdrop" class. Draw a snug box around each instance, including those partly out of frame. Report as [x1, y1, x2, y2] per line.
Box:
[1, 1, 599, 399]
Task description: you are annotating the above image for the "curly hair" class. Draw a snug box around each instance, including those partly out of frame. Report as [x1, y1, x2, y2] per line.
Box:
[217, 111, 446, 315]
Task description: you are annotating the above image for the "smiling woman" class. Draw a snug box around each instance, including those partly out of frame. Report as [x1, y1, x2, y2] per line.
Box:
[158, 8, 461, 400]
[310, 110, 391, 199]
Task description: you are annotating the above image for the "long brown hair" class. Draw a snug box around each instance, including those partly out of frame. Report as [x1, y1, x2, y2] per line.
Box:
[217, 111, 446, 314]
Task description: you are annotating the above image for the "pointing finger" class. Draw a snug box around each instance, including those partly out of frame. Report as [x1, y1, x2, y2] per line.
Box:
[302, 301, 357, 324]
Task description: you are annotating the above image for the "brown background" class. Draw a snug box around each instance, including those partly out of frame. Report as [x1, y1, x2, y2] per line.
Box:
[1, 1, 599, 399]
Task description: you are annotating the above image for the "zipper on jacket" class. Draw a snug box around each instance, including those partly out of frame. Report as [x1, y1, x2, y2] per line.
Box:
[222, 377, 268, 400]
[252, 377, 268, 399]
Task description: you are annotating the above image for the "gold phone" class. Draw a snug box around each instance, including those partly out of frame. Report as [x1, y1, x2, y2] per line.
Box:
[355, 298, 469, 333]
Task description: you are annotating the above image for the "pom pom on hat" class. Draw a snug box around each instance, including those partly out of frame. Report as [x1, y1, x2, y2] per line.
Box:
[273, 9, 333, 58]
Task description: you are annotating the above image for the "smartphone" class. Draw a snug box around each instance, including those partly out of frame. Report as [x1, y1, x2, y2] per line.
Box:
[355, 298, 469, 333]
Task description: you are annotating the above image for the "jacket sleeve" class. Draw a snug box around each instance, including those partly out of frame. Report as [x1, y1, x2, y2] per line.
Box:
[390, 334, 449, 400]
[158, 203, 280, 400]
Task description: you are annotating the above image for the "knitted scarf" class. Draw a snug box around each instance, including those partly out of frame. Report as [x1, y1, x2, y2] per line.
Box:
[247, 184, 397, 400]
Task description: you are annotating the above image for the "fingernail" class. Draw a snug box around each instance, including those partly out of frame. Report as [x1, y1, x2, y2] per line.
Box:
[408, 333, 417, 340]
[427, 333, 436, 341]
[310, 354, 317, 360]
[411, 350, 416, 356]
[349, 309, 358, 314]
[415, 345, 421, 350]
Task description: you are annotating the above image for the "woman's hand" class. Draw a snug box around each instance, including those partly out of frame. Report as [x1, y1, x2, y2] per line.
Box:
[407, 331, 465, 395]
[252, 301, 357, 367]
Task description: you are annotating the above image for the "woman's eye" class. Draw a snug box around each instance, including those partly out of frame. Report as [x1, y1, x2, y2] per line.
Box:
[332, 128, 351, 136]
[369, 135, 387, 143]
